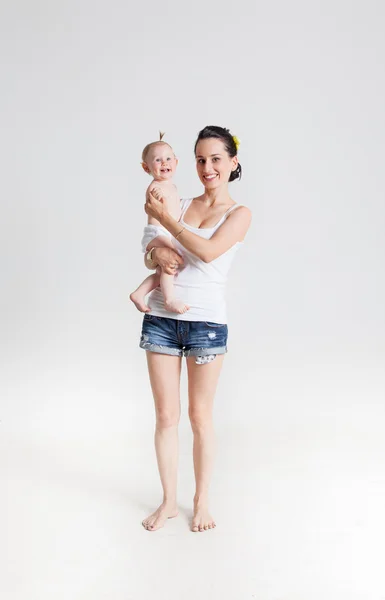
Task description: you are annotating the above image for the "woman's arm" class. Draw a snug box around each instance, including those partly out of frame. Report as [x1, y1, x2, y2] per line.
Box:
[144, 245, 184, 273]
[145, 193, 252, 263]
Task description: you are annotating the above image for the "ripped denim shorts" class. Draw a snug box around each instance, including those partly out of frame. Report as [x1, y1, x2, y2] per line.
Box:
[139, 314, 228, 364]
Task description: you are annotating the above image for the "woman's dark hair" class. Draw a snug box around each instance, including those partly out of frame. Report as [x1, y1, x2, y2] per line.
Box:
[194, 125, 242, 182]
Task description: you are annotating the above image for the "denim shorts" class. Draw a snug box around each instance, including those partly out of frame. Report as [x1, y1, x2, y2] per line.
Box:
[139, 314, 228, 358]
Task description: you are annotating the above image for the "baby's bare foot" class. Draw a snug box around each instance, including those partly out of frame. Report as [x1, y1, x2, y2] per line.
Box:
[191, 498, 216, 532]
[165, 299, 190, 314]
[142, 502, 178, 531]
[129, 291, 151, 313]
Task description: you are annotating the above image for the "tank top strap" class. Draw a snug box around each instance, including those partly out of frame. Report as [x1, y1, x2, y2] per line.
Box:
[179, 198, 193, 221]
[225, 203, 243, 217]
[214, 203, 244, 228]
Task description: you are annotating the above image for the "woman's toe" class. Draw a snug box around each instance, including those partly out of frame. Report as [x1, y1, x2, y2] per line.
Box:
[145, 518, 154, 529]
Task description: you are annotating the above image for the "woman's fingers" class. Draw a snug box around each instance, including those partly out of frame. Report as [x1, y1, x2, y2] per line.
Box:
[145, 193, 163, 219]
[154, 248, 183, 272]
[148, 190, 165, 205]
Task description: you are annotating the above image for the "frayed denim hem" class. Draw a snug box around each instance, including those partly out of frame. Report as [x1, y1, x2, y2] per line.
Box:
[183, 346, 227, 357]
[139, 341, 183, 356]
[139, 341, 227, 358]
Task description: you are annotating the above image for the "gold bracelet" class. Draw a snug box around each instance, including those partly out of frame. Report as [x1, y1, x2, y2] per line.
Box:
[175, 227, 185, 239]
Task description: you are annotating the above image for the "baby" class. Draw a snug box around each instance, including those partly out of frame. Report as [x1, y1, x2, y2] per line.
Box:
[129, 133, 190, 314]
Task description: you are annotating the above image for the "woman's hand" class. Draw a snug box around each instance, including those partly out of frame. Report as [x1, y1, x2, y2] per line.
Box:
[152, 247, 184, 274]
[145, 188, 168, 224]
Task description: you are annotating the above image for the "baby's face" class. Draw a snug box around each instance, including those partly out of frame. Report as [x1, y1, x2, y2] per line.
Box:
[144, 143, 178, 181]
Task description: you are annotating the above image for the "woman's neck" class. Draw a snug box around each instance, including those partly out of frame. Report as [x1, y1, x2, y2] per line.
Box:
[200, 187, 232, 206]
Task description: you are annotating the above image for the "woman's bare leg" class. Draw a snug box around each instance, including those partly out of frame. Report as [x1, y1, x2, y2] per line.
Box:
[142, 351, 182, 531]
[187, 354, 225, 532]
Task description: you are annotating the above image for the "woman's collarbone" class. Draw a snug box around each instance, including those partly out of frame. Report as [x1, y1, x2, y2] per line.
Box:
[186, 199, 235, 229]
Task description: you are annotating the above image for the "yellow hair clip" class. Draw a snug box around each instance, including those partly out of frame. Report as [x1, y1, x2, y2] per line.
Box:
[232, 135, 240, 151]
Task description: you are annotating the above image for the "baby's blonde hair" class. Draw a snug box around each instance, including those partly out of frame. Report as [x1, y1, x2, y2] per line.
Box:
[141, 131, 171, 162]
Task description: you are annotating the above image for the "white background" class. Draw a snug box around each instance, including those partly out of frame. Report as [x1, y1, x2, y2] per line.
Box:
[1, 1, 384, 599]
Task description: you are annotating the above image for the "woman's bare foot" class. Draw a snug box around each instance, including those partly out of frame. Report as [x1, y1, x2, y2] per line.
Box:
[164, 299, 190, 314]
[191, 497, 216, 532]
[129, 291, 151, 313]
[142, 502, 179, 531]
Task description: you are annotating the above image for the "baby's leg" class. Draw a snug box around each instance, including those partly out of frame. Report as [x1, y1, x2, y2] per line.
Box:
[130, 269, 161, 313]
[148, 234, 188, 313]
[138, 232, 187, 313]
[130, 231, 174, 313]
[160, 271, 190, 314]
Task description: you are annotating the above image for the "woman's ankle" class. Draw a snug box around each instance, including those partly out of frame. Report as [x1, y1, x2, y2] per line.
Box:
[163, 496, 178, 507]
[193, 493, 209, 505]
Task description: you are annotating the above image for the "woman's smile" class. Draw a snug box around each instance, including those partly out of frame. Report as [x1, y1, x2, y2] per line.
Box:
[195, 137, 238, 187]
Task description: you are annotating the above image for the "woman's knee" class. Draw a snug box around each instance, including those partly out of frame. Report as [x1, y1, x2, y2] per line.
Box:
[188, 409, 212, 432]
[156, 409, 180, 429]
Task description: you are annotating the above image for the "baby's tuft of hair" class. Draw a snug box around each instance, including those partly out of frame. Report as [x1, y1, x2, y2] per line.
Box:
[141, 131, 171, 162]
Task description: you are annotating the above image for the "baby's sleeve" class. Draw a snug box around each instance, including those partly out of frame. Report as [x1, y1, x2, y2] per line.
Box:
[141, 224, 172, 253]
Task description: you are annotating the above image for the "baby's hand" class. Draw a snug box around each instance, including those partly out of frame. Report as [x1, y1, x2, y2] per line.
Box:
[151, 186, 163, 201]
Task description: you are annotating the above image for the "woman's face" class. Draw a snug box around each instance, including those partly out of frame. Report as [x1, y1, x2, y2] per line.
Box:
[195, 138, 238, 189]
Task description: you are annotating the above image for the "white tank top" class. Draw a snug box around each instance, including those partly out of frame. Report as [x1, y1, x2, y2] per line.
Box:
[147, 198, 244, 324]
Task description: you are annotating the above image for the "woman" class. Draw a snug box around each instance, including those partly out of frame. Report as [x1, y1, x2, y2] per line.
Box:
[140, 126, 252, 532]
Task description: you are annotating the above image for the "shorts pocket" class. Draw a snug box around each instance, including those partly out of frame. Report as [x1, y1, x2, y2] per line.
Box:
[204, 321, 227, 328]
